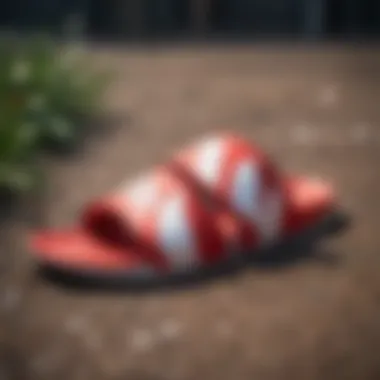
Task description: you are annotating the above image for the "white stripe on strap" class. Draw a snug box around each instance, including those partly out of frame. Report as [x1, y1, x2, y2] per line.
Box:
[229, 159, 282, 244]
[230, 159, 261, 226]
[127, 175, 157, 211]
[195, 137, 225, 185]
[156, 195, 199, 270]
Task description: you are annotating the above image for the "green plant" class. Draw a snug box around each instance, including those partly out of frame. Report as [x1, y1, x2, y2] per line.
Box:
[2, 37, 111, 146]
[0, 35, 112, 196]
[0, 108, 40, 195]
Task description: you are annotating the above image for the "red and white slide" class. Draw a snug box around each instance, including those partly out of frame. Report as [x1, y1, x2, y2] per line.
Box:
[29, 133, 347, 286]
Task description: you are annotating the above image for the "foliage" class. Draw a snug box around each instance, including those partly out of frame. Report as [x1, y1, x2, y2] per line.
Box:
[0, 36, 111, 196]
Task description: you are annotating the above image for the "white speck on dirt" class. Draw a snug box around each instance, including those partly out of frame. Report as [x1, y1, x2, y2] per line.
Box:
[317, 85, 339, 107]
[130, 329, 155, 353]
[159, 319, 183, 341]
[64, 314, 89, 335]
[350, 123, 371, 144]
[290, 124, 318, 146]
[64, 315, 86, 334]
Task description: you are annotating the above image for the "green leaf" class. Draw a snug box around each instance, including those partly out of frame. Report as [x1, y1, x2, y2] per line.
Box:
[49, 117, 76, 141]
[0, 161, 40, 194]
[0, 35, 113, 159]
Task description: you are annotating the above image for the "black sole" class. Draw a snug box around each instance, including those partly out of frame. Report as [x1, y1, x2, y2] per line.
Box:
[38, 209, 350, 292]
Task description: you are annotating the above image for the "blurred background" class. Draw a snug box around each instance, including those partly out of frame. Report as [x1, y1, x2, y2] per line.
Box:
[1, 0, 380, 40]
[0, 2, 379, 380]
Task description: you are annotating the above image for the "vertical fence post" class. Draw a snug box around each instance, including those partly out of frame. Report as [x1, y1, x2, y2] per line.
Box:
[62, 0, 89, 41]
[189, 0, 212, 35]
[151, 0, 178, 34]
[114, 0, 145, 38]
[342, 0, 358, 36]
[303, 0, 326, 38]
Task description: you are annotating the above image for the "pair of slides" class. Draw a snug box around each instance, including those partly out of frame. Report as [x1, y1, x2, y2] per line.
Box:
[30, 133, 346, 286]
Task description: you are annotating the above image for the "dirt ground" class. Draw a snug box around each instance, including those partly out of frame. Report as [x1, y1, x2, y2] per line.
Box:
[0, 43, 380, 380]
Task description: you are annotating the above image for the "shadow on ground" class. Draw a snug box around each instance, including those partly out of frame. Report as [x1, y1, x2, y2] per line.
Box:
[38, 211, 349, 294]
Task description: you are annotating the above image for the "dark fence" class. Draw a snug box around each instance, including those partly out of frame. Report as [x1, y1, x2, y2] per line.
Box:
[1, 0, 379, 40]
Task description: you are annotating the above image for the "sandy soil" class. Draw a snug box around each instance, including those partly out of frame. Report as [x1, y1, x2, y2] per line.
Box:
[0, 43, 379, 380]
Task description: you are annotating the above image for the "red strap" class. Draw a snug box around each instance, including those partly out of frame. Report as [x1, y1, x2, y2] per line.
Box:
[81, 167, 227, 272]
[170, 134, 285, 250]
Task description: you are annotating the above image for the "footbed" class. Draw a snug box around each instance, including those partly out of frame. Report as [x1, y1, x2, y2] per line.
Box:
[30, 176, 335, 275]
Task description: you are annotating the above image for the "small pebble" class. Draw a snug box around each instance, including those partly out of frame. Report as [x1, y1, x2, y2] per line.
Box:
[159, 319, 182, 341]
[64, 314, 88, 335]
[290, 124, 318, 146]
[350, 123, 371, 144]
[130, 329, 155, 352]
[317, 85, 339, 107]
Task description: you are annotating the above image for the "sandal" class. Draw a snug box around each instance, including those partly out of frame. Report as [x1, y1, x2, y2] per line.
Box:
[30, 133, 346, 286]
